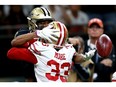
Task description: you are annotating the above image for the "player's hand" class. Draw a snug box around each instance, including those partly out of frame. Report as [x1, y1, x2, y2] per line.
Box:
[83, 49, 96, 61]
[36, 25, 59, 43]
[100, 58, 112, 67]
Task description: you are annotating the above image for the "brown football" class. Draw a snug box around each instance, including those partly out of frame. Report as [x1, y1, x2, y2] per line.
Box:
[96, 34, 113, 58]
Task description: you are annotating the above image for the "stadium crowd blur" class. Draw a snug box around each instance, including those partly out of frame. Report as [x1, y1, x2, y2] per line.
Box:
[0, 5, 116, 82]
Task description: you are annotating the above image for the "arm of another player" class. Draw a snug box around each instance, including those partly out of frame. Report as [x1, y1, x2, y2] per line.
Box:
[11, 32, 37, 47]
[7, 47, 37, 64]
[11, 25, 59, 47]
[74, 49, 96, 63]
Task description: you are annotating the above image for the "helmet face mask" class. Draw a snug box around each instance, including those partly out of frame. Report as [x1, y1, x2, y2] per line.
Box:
[27, 7, 54, 32]
[27, 18, 37, 32]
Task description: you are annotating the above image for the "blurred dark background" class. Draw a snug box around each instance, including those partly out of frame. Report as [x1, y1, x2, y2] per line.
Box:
[0, 5, 116, 81]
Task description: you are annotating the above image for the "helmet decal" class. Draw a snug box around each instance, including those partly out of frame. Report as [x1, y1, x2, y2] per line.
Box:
[40, 7, 51, 16]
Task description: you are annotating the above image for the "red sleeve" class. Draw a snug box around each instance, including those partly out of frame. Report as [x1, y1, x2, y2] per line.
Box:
[21, 39, 37, 48]
[7, 47, 37, 64]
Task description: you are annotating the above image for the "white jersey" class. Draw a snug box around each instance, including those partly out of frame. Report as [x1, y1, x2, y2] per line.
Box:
[28, 41, 76, 82]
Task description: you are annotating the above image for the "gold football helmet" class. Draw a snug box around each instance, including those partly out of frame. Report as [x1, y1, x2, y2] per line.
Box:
[48, 21, 68, 46]
[27, 7, 54, 32]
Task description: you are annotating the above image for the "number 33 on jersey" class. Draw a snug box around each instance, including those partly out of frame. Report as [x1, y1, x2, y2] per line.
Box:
[29, 41, 76, 82]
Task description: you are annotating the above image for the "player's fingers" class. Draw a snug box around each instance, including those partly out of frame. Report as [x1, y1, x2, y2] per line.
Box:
[51, 29, 59, 32]
[49, 35, 58, 42]
[45, 37, 52, 43]
[51, 33, 59, 38]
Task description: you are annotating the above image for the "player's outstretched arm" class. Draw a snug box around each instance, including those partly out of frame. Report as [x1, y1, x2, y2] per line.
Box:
[11, 32, 37, 47]
[11, 25, 59, 47]
[74, 49, 96, 63]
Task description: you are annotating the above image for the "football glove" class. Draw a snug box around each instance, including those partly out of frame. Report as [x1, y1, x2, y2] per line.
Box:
[36, 25, 59, 43]
[83, 49, 96, 61]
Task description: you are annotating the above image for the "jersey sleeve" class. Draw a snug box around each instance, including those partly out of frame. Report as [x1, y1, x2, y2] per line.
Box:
[66, 44, 76, 56]
[22, 39, 37, 48]
[7, 47, 37, 64]
[29, 41, 48, 54]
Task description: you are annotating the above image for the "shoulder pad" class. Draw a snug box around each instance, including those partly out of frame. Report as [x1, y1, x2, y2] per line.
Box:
[14, 28, 30, 37]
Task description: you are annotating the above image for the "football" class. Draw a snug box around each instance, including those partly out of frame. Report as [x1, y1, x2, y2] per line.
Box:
[96, 34, 113, 58]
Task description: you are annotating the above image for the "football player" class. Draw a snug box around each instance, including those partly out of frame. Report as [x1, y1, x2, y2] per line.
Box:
[9, 7, 57, 82]
[7, 21, 95, 82]
[12, 7, 55, 47]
